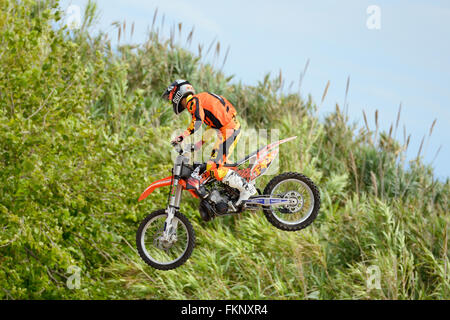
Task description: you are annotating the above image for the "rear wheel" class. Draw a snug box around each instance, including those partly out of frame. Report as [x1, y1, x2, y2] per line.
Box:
[136, 209, 195, 270]
[263, 172, 320, 231]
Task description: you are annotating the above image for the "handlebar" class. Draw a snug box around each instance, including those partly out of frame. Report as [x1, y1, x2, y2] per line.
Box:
[173, 143, 195, 155]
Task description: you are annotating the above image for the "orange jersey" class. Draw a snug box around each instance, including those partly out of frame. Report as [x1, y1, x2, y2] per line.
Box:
[182, 92, 239, 137]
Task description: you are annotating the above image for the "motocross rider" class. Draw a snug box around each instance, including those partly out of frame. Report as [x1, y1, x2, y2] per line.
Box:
[162, 79, 256, 206]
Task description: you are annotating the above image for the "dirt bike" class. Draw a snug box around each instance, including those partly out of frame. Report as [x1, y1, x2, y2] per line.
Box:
[136, 136, 320, 270]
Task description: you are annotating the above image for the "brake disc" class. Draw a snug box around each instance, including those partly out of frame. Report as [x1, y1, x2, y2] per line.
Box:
[153, 230, 176, 250]
[278, 191, 304, 214]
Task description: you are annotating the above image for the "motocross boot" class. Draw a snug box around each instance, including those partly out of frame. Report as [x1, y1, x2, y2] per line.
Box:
[222, 170, 256, 206]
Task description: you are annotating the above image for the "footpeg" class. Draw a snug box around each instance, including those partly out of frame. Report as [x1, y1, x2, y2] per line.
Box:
[228, 201, 237, 212]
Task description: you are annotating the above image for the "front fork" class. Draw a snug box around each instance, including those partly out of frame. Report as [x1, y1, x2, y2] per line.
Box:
[162, 157, 185, 241]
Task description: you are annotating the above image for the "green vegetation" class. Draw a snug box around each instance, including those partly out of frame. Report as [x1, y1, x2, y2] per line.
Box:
[0, 0, 448, 299]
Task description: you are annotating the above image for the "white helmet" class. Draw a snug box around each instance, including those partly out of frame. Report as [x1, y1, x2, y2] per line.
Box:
[162, 79, 195, 114]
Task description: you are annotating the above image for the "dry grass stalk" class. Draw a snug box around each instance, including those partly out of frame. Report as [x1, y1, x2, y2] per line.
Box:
[375, 109, 379, 143]
[444, 222, 448, 281]
[169, 23, 175, 48]
[278, 69, 284, 92]
[321, 80, 330, 105]
[378, 154, 385, 199]
[214, 41, 221, 62]
[206, 37, 217, 57]
[151, 8, 158, 34]
[423, 118, 437, 161]
[429, 119, 437, 137]
[363, 110, 370, 132]
[370, 171, 378, 197]
[344, 76, 350, 118]
[221, 45, 230, 70]
[160, 14, 165, 36]
[335, 103, 342, 122]
[349, 150, 359, 195]
[416, 135, 425, 160]
[186, 26, 194, 47]
[431, 145, 442, 165]
[307, 80, 330, 141]
[394, 103, 402, 139]
[298, 58, 310, 95]
[288, 80, 294, 91]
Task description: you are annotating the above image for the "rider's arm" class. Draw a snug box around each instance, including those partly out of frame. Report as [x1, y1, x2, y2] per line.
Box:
[182, 96, 204, 138]
[194, 126, 215, 150]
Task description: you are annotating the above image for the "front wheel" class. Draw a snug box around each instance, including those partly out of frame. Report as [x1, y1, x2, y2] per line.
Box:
[136, 209, 195, 270]
[263, 172, 320, 231]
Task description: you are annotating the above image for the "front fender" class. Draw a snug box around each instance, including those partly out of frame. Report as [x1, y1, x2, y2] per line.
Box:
[138, 176, 198, 201]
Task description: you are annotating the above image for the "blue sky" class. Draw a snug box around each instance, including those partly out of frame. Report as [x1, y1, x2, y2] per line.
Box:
[61, 0, 450, 179]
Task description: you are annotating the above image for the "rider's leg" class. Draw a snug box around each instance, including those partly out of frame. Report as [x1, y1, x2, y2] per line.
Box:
[206, 126, 241, 179]
[206, 126, 256, 206]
